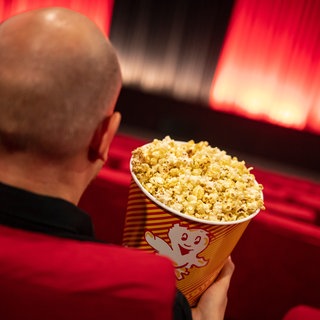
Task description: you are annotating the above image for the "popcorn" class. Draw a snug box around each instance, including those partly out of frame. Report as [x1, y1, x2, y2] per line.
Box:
[131, 136, 265, 222]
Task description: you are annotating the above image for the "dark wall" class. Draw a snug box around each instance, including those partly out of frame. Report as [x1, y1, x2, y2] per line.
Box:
[116, 88, 320, 174]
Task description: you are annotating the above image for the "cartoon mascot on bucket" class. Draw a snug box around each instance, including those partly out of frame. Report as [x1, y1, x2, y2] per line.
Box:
[145, 223, 210, 280]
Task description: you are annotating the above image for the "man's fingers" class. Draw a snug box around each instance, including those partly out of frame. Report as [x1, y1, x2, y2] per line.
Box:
[212, 257, 235, 291]
[219, 257, 235, 279]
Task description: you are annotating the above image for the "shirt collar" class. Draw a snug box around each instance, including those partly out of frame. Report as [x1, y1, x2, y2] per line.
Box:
[0, 181, 95, 241]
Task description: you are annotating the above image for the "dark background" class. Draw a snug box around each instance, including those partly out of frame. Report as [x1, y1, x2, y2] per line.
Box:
[109, 0, 320, 178]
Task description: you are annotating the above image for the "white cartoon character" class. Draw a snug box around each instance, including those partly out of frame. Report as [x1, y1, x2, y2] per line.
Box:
[145, 223, 210, 280]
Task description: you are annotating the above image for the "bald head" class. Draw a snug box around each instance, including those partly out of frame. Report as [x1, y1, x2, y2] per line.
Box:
[0, 7, 122, 158]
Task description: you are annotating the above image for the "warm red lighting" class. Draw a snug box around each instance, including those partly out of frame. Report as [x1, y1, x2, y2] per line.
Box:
[1, 0, 114, 35]
[210, 0, 320, 134]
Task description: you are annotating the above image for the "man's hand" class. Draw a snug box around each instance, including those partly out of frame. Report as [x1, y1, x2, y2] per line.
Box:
[191, 257, 235, 320]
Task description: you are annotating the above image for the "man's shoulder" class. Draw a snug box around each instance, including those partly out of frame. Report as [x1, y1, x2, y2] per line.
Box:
[0, 224, 175, 290]
[0, 224, 177, 320]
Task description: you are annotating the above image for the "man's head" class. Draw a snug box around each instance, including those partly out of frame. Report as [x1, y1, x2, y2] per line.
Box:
[0, 7, 122, 160]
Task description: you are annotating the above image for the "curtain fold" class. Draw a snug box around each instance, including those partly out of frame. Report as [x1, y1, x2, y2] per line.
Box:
[110, 0, 234, 104]
[2, 0, 319, 135]
[210, 0, 320, 134]
[0, 0, 114, 35]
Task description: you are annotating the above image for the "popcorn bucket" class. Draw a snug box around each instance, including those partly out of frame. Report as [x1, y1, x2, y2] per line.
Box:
[123, 163, 262, 307]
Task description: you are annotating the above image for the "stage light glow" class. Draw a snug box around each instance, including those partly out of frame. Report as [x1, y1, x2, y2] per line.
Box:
[0, 0, 114, 35]
[210, 0, 320, 134]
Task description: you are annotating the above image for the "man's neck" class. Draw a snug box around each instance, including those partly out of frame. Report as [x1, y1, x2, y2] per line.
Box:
[0, 152, 93, 205]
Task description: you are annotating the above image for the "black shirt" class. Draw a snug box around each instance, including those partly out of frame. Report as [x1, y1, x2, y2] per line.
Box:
[0, 181, 192, 320]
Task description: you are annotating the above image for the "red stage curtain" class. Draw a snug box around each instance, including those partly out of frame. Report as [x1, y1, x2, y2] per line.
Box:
[0, 0, 114, 35]
[210, 0, 320, 135]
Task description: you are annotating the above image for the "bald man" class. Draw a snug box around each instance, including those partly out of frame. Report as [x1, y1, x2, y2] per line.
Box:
[0, 7, 234, 320]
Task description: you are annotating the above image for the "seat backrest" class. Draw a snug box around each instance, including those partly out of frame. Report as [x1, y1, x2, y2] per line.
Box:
[0, 225, 176, 320]
[282, 305, 320, 320]
[226, 212, 320, 320]
[79, 167, 131, 245]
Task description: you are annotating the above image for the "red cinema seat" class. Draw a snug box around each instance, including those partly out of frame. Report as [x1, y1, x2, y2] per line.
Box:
[106, 133, 147, 172]
[282, 305, 320, 320]
[79, 134, 148, 245]
[78, 167, 131, 245]
[225, 212, 320, 320]
[0, 224, 176, 320]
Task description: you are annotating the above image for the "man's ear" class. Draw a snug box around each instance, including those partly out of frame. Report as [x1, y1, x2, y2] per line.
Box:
[89, 112, 121, 162]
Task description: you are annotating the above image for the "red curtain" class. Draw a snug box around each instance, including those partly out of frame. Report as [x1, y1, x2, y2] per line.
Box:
[210, 0, 320, 135]
[0, 0, 114, 35]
